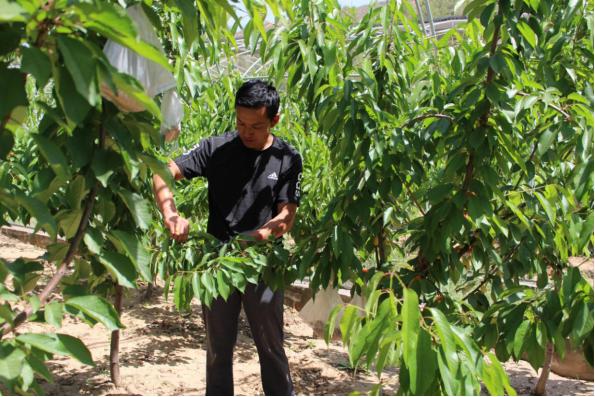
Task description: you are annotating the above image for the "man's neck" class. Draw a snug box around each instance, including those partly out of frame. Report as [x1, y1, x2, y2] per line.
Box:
[261, 133, 275, 150]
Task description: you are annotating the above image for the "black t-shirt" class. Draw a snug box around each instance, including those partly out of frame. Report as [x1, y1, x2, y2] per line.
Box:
[174, 131, 302, 241]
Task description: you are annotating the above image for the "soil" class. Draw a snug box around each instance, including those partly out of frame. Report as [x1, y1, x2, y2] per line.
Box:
[1, 232, 593, 396]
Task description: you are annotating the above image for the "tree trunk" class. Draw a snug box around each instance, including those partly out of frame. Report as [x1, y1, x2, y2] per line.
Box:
[533, 343, 554, 395]
[110, 284, 124, 386]
[377, 226, 386, 270]
[142, 282, 155, 302]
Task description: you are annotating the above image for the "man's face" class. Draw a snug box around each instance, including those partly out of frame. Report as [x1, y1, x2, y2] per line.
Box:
[236, 106, 279, 150]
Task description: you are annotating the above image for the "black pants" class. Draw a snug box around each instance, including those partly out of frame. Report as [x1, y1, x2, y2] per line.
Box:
[202, 281, 294, 396]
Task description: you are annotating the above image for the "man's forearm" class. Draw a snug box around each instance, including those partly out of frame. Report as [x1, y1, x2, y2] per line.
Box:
[257, 205, 297, 239]
[152, 174, 178, 217]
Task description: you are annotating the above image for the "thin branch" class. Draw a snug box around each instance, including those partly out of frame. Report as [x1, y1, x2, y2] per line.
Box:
[400, 113, 454, 129]
[462, 153, 475, 192]
[402, 177, 426, 216]
[461, 265, 498, 300]
[1, 125, 105, 338]
[1, 183, 98, 338]
[516, 91, 571, 121]
[461, 239, 523, 300]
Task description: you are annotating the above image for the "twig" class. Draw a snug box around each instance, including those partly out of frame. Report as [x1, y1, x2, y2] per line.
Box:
[516, 91, 571, 121]
[397, 173, 426, 216]
[461, 239, 523, 300]
[400, 113, 454, 129]
[461, 265, 498, 300]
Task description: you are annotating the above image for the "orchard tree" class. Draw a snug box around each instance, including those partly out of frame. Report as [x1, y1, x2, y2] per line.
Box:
[0, 0, 593, 395]
[249, 0, 592, 394]
[0, 0, 251, 392]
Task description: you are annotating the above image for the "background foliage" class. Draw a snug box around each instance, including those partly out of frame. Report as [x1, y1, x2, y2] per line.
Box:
[0, 0, 592, 395]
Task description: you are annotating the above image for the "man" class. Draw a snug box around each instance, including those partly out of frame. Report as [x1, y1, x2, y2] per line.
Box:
[152, 79, 301, 395]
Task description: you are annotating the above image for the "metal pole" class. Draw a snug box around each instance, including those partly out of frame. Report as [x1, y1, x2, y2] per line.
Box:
[412, 0, 427, 36]
[422, 0, 437, 38]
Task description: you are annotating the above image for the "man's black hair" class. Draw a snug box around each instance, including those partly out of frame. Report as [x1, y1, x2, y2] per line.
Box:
[235, 79, 280, 120]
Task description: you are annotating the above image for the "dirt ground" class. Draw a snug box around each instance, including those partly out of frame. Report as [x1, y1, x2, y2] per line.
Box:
[1, 232, 593, 396]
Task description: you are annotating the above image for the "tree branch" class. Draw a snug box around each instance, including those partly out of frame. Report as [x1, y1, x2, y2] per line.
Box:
[401, 113, 454, 129]
[1, 183, 98, 338]
[461, 239, 523, 300]
[1, 125, 105, 338]
[516, 91, 571, 121]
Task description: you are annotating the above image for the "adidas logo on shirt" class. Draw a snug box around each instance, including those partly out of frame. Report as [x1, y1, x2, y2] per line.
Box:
[267, 172, 278, 181]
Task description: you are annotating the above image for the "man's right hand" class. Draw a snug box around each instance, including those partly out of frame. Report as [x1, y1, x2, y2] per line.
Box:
[164, 213, 190, 242]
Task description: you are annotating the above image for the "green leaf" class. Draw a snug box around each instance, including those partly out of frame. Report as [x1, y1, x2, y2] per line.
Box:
[513, 320, 530, 359]
[0, 302, 15, 325]
[57, 36, 99, 106]
[139, 154, 174, 189]
[375, 337, 395, 377]
[216, 270, 231, 300]
[506, 200, 531, 230]
[0, 344, 26, 380]
[0, 128, 14, 160]
[0, 65, 28, 119]
[0, 0, 27, 22]
[45, 242, 69, 263]
[570, 302, 593, 343]
[0, 24, 21, 56]
[324, 304, 342, 344]
[429, 308, 458, 373]
[117, 189, 152, 230]
[192, 271, 202, 300]
[414, 328, 437, 395]
[201, 272, 216, 295]
[402, 288, 420, 389]
[21, 47, 51, 87]
[91, 149, 120, 187]
[33, 134, 72, 182]
[340, 304, 360, 346]
[65, 295, 124, 331]
[173, 276, 188, 310]
[57, 209, 83, 239]
[468, 196, 490, 222]
[13, 191, 57, 239]
[75, 2, 171, 71]
[16, 333, 94, 366]
[101, 70, 161, 118]
[65, 175, 87, 210]
[45, 301, 63, 328]
[65, 126, 95, 169]
[26, 354, 53, 383]
[173, 0, 198, 47]
[401, 288, 421, 362]
[83, 228, 103, 255]
[534, 192, 555, 225]
[98, 250, 138, 288]
[537, 129, 556, 157]
[56, 66, 91, 125]
[517, 21, 537, 48]
[444, 152, 466, 178]
[108, 230, 151, 282]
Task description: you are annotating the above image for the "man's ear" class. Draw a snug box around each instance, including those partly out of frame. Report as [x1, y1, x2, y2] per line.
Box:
[270, 114, 280, 128]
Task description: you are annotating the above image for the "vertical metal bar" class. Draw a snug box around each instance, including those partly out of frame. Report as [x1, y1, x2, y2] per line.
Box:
[422, 0, 437, 37]
[412, 0, 427, 36]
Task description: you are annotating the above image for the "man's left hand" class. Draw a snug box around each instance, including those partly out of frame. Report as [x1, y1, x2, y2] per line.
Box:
[249, 228, 273, 241]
